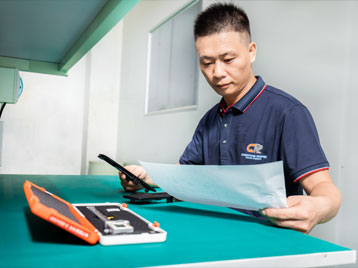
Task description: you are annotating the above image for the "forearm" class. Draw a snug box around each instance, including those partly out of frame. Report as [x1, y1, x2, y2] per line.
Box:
[308, 181, 342, 224]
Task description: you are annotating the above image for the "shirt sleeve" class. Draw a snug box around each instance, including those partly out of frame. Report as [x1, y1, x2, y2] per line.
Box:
[179, 117, 205, 165]
[280, 104, 329, 182]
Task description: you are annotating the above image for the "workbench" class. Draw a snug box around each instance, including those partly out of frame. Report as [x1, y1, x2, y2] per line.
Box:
[0, 174, 355, 267]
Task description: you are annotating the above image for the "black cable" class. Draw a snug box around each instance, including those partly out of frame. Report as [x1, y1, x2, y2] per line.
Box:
[0, 103, 6, 119]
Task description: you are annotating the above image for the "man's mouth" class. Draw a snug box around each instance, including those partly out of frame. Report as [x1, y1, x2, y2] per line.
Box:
[217, 83, 231, 89]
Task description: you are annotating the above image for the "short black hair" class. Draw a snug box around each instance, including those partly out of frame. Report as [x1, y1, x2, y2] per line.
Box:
[194, 3, 251, 41]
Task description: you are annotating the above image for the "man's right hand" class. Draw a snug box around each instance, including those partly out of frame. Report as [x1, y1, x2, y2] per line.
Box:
[119, 165, 153, 192]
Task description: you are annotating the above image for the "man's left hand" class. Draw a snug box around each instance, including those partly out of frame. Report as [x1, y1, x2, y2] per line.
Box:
[260, 170, 341, 233]
[260, 195, 322, 233]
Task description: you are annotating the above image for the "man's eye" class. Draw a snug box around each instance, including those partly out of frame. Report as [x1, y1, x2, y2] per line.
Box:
[224, 58, 234, 63]
[203, 62, 212, 66]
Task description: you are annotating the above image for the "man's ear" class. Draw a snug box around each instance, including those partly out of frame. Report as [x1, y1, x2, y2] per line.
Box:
[249, 42, 257, 63]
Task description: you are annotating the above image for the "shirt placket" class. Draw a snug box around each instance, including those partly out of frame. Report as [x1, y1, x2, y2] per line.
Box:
[219, 108, 233, 165]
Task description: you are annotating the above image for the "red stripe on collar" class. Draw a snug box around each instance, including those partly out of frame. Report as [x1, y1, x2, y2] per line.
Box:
[220, 101, 235, 117]
[242, 84, 267, 113]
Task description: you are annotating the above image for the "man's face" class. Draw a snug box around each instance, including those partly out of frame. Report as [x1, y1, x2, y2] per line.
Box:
[195, 31, 256, 105]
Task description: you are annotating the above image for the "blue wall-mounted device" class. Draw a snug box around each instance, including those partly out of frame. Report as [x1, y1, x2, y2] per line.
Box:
[0, 67, 22, 104]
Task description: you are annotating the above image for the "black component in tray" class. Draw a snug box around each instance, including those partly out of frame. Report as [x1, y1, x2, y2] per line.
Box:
[123, 192, 174, 204]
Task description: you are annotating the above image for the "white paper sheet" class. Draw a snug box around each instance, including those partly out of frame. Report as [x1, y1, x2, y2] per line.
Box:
[139, 161, 287, 211]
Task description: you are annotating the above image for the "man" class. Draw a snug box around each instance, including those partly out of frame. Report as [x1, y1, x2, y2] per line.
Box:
[120, 3, 341, 234]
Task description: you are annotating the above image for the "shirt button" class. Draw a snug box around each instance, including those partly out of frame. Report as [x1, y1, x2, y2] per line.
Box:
[222, 140, 227, 144]
[224, 123, 228, 128]
[220, 108, 223, 113]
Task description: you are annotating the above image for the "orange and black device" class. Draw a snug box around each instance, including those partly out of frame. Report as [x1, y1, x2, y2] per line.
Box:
[23, 181, 167, 246]
[24, 180, 99, 244]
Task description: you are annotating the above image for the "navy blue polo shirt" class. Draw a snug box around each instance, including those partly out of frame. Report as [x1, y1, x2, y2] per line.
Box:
[179, 76, 329, 197]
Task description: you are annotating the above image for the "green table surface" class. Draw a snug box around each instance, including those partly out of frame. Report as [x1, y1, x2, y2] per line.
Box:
[0, 174, 353, 268]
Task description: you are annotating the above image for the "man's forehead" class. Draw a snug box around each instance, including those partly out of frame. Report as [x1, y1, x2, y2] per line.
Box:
[196, 31, 249, 58]
[199, 51, 238, 60]
[195, 30, 250, 44]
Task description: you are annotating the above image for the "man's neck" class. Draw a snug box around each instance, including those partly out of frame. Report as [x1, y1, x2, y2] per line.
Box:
[224, 75, 257, 107]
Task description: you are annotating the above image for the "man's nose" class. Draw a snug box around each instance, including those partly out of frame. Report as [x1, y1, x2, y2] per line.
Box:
[213, 61, 226, 79]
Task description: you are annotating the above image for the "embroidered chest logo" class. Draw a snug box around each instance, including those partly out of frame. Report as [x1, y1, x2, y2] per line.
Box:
[246, 143, 263, 154]
[241, 143, 267, 161]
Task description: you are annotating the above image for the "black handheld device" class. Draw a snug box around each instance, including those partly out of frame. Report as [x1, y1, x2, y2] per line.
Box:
[97, 154, 156, 193]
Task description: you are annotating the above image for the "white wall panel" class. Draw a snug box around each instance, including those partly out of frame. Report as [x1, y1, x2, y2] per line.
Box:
[0, 56, 87, 174]
[336, 3, 358, 263]
[84, 21, 123, 174]
[117, 0, 218, 165]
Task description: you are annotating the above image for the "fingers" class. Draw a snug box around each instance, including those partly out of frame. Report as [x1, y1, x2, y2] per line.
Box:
[118, 165, 147, 192]
[263, 213, 314, 234]
[260, 195, 317, 233]
[120, 177, 142, 192]
[261, 196, 308, 220]
[261, 206, 306, 221]
[270, 219, 313, 234]
[119, 165, 147, 179]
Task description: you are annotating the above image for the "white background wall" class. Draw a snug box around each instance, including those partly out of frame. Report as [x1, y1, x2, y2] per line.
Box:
[0, 0, 357, 263]
[0, 21, 123, 175]
[83, 21, 123, 175]
[116, 0, 218, 166]
[0, 56, 87, 174]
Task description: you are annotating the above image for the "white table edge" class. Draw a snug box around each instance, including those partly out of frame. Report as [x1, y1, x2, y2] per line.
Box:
[148, 249, 357, 268]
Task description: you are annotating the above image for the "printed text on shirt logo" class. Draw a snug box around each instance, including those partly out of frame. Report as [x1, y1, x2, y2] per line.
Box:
[241, 143, 267, 161]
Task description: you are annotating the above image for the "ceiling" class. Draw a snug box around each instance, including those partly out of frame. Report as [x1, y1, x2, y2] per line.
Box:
[0, 0, 140, 76]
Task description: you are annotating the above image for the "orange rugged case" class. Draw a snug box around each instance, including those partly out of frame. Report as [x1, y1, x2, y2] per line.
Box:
[23, 180, 100, 244]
